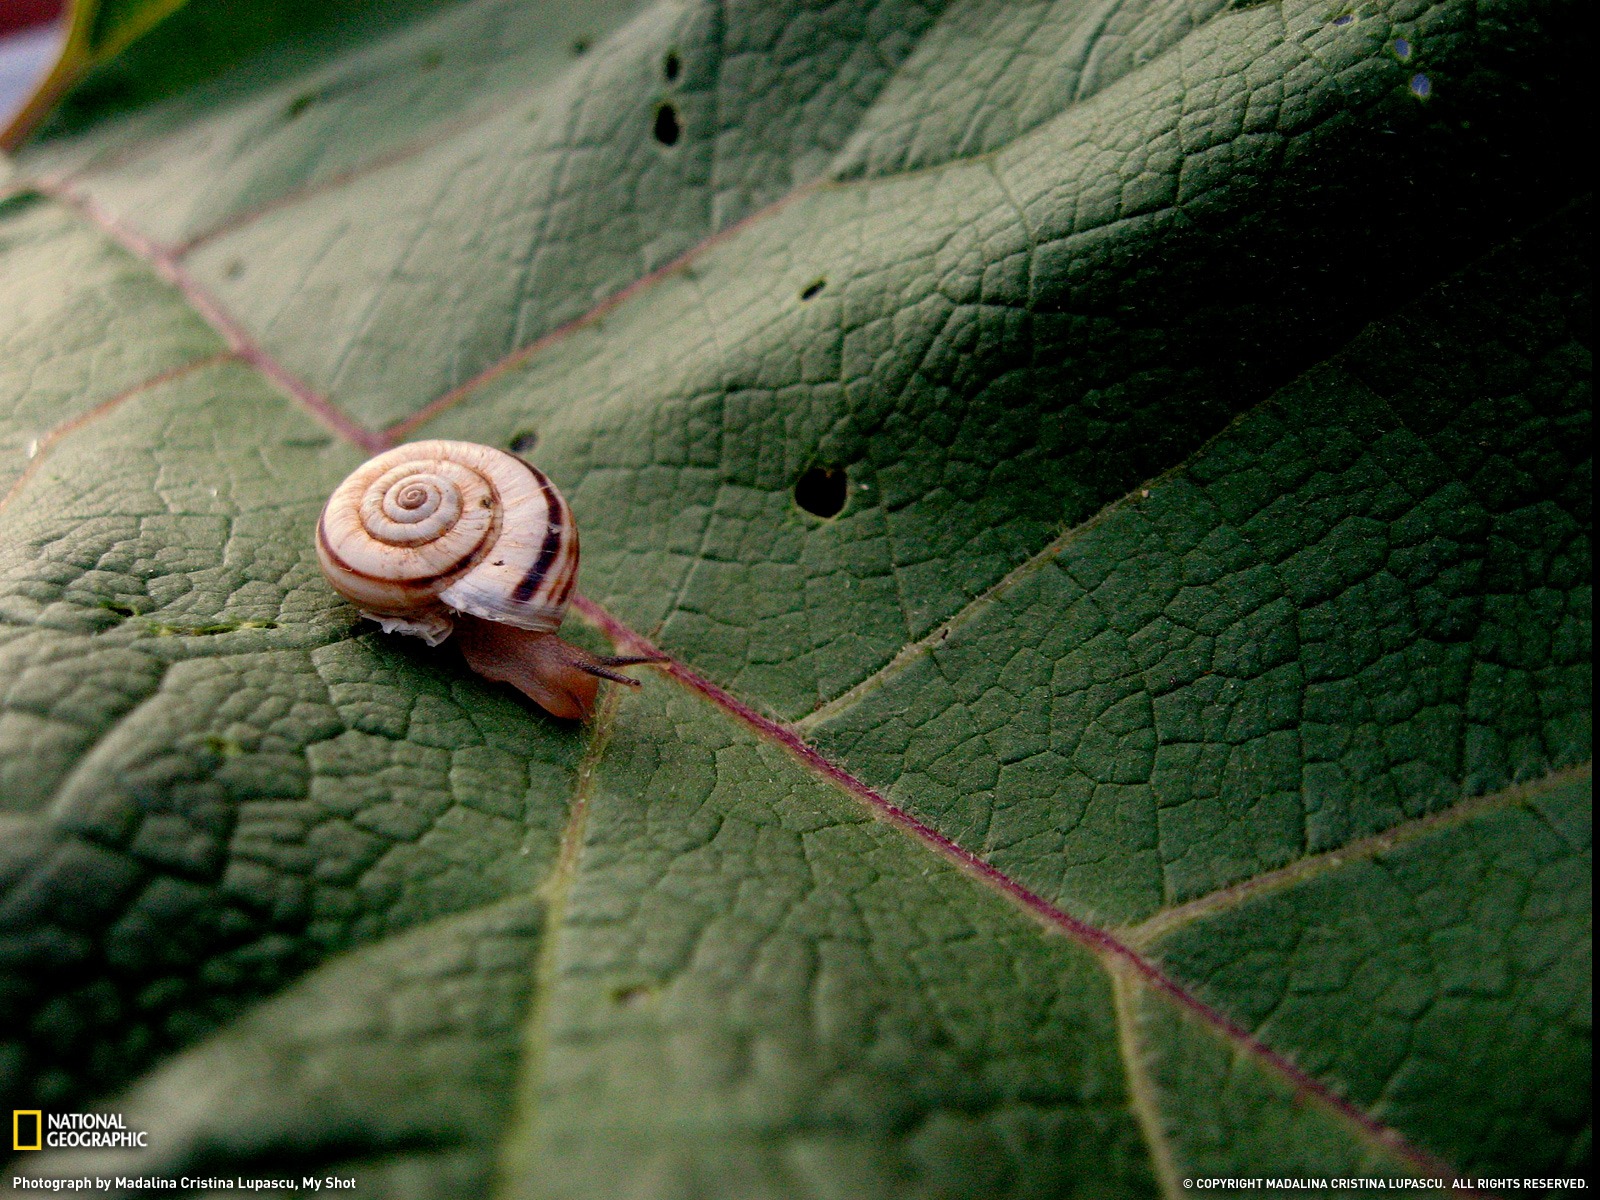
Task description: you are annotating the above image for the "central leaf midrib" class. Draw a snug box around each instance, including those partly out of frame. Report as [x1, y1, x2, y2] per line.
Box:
[560, 595, 1466, 1180]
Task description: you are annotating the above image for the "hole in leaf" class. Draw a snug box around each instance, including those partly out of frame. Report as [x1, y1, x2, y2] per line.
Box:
[800, 278, 826, 301]
[509, 430, 540, 455]
[1409, 73, 1432, 99]
[653, 103, 681, 145]
[795, 466, 848, 519]
[611, 984, 656, 1008]
[664, 52, 681, 82]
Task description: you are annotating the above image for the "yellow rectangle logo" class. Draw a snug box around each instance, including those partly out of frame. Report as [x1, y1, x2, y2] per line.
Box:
[13, 1109, 42, 1151]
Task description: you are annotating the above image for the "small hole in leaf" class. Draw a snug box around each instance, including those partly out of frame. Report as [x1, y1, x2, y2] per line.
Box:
[1410, 73, 1432, 99]
[800, 278, 826, 301]
[611, 984, 655, 1008]
[510, 430, 540, 455]
[653, 103, 681, 145]
[795, 466, 848, 519]
[664, 52, 681, 82]
[1393, 37, 1412, 60]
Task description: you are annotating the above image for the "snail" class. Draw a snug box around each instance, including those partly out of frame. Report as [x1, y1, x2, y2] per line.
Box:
[315, 440, 660, 720]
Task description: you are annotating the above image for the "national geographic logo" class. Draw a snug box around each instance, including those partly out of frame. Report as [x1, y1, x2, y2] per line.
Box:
[12, 1110, 39, 1151]
[12, 1110, 149, 1150]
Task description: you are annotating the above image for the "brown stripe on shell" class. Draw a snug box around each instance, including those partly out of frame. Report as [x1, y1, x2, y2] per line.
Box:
[512, 464, 571, 605]
[551, 524, 579, 606]
[545, 485, 579, 605]
[315, 509, 356, 574]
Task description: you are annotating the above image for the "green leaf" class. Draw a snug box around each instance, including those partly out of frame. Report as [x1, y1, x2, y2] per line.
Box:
[2, 0, 1589, 1194]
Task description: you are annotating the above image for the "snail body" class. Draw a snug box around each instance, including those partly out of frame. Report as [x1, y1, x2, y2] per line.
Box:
[316, 440, 656, 719]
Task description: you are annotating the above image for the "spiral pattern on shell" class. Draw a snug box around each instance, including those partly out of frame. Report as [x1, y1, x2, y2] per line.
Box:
[316, 440, 577, 637]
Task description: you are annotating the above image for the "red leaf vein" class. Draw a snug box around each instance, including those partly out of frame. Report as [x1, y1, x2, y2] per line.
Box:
[572, 592, 1477, 1189]
[34, 179, 388, 453]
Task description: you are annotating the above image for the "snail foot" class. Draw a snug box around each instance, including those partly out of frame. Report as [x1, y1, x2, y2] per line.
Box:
[456, 616, 660, 720]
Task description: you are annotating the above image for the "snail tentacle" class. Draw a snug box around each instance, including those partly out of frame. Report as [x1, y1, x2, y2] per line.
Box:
[577, 652, 671, 683]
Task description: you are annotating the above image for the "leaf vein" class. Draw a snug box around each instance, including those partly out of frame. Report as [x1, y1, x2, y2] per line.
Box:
[571, 591, 1473, 1185]
[29, 178, 386, 453]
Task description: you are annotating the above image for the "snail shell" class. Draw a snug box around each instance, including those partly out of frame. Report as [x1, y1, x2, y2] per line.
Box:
[316, 440, 578, 646]
[316, 440, 656, 719]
